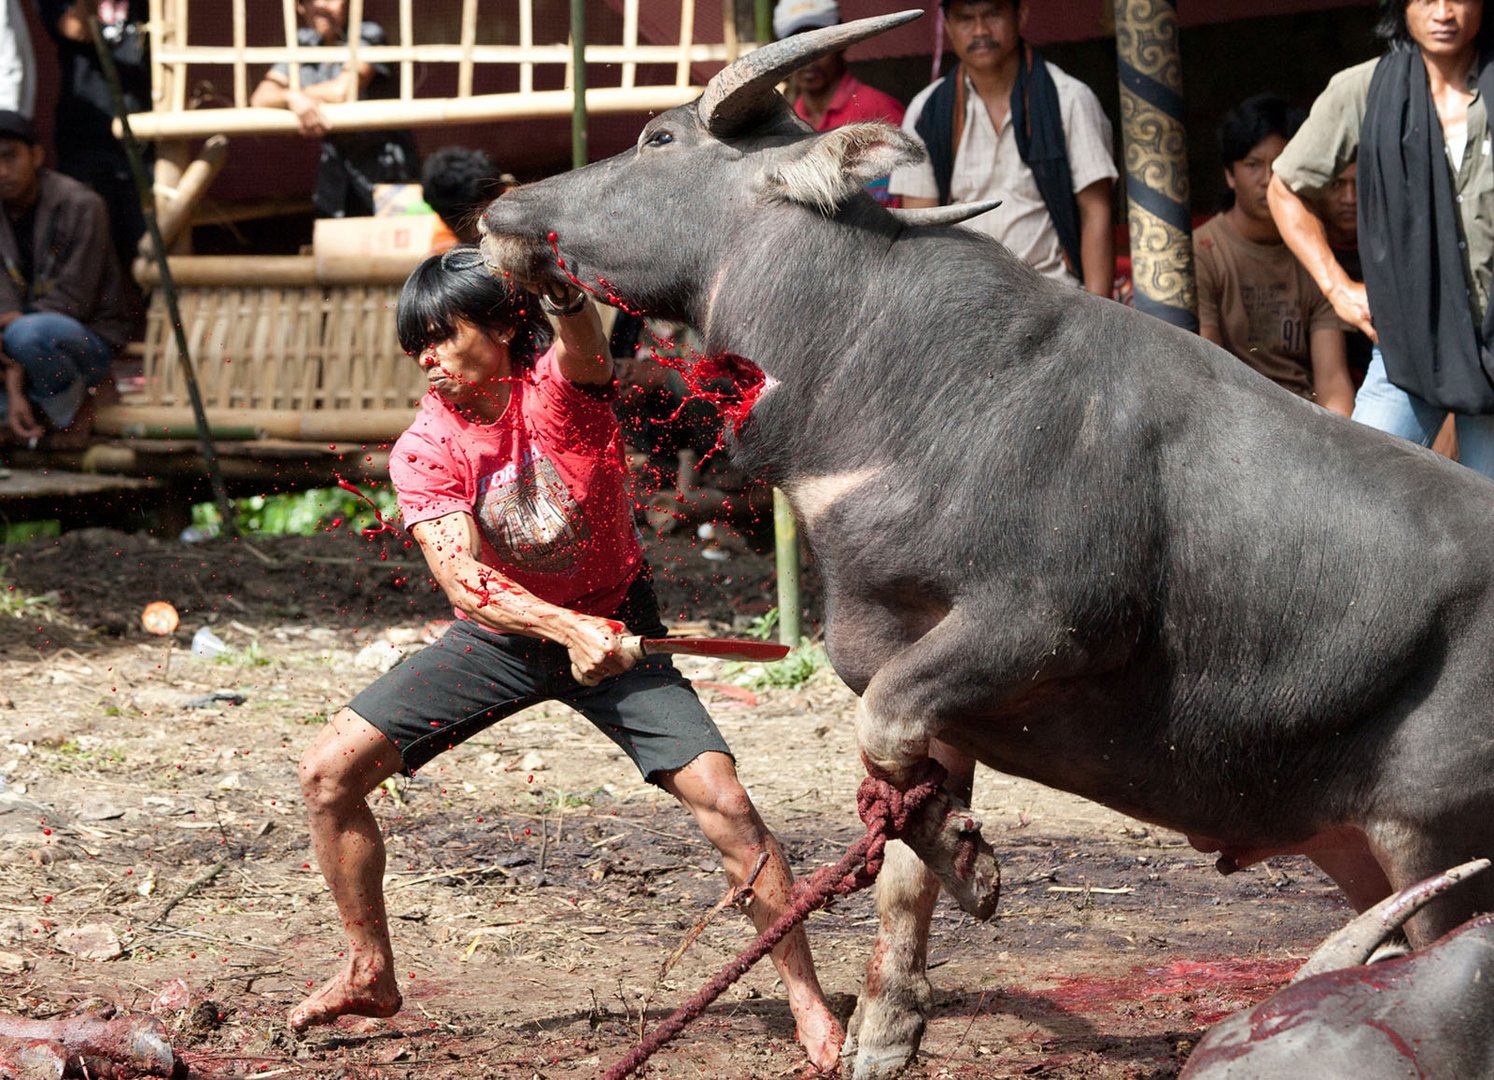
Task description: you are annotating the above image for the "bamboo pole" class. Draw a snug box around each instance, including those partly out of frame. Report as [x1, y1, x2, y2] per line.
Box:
[677, 0, 696, 87]
[281, 0, 301, 91]
[95, 406, 416, 442]
[232, 0, 246, 106]
[88, 13, 238, 538]
[171, 0, 187, 112]
[773, 488, 801, 647]
[571, 0, 587, 168]
[144, 135, 229, 257]
[148, 0, 167, 110]
[153, 141, 192, 253]
[346, 0, 364, 102]
[132, 254, 417, 288]
[520, 0, 534, 95]
[622, 0, 638, 91]
[1114, 0, 1196, 328]
[458, 0, 477, 99]
[399, 0, 413, 100]
[722, 0, 738, 61]
[122, 86, 701, 140]
[148, 42, 736, 66]
[755, 0, 770, 43]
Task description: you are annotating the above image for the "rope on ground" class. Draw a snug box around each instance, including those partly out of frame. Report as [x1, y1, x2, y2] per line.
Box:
[600, 761, 952, 1080]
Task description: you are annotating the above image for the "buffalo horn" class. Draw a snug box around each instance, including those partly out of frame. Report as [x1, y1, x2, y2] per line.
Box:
[1289, 857, 1491, 982]
[889, 199, 1004, 227]
[698, 10, 923, 136]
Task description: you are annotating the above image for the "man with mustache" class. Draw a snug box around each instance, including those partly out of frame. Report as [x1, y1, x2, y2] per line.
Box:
[890, 0, 1117, 295]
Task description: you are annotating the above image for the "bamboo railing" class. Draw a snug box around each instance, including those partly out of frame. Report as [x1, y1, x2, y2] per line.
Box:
[128, 0, 752, 141]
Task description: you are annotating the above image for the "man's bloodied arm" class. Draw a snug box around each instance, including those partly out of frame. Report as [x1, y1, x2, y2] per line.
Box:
[409, 510, 633, 682]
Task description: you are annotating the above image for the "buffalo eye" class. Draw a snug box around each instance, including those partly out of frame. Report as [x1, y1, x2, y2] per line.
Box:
[644, 129, 674, 149]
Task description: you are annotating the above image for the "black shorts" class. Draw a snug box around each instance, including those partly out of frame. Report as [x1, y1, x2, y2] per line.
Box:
[347, 572, 732, 782]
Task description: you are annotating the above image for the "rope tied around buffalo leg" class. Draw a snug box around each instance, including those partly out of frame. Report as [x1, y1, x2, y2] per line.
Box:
[599, 760, 950, 1080]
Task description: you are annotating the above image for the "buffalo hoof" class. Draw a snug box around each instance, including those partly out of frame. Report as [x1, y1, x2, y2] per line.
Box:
[842, 975, 930, 1078]
[896, 790, 1001, 920]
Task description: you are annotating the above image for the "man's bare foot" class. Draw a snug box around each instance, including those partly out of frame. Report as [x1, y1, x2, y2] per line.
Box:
[793, 999, 845, 1074]
[288, 965, 402, 1032]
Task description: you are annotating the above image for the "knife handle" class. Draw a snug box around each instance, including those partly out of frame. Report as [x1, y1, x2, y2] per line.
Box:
[573, 635, 648, 687]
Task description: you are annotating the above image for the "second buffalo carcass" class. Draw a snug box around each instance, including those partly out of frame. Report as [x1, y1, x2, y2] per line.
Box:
[1182, 860, 1494, 1077]
[479, 12, 1494, 1078]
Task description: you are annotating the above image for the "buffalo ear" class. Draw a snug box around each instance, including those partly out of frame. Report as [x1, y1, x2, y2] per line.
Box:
[765, 122, 925, 213]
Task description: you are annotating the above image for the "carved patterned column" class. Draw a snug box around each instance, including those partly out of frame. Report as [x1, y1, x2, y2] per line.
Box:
[1114, 0, 1196, 329]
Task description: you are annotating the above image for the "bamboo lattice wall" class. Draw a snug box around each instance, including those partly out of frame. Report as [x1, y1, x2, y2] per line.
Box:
[130, 0, 752, 140]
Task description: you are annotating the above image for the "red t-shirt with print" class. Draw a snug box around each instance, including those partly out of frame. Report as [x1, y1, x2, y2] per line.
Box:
[390, 344, 643, 619]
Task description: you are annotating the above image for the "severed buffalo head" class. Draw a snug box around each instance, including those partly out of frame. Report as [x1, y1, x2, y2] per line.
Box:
[478, 11, 929, 326]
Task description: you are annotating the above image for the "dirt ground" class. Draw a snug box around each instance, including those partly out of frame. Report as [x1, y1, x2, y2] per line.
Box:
[0, 523, 1353, 1079]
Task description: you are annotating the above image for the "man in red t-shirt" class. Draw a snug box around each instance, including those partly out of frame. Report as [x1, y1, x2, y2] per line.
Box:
[776, 0, 906, 205]
[288, 248, 843, 1072]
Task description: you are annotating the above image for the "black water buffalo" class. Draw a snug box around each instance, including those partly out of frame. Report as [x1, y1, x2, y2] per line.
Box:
[1182, 860, 1494, 1078]
[479, 12, 1494, 1077]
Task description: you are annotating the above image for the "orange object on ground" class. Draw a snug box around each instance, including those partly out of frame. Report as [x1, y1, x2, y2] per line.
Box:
[140, 601, 180, 635]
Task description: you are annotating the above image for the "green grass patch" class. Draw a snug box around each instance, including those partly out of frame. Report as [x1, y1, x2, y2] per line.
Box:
[192, 484, 400, 537]
[2, 520, 61, 545]
[0, 565, 55, 618]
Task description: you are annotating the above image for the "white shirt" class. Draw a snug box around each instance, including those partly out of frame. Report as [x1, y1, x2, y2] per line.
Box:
[890, 61, 1118, 284]
[0, 0, 34, 119]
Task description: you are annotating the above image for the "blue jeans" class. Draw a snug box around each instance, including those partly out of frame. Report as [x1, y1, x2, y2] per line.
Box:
[1352, 348, 1494, 479]
[0, 312, 114, 429]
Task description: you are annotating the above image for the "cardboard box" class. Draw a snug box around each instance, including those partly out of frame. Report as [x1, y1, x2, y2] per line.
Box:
[312, 215, 438, 281]
[372, 182, 435, 218]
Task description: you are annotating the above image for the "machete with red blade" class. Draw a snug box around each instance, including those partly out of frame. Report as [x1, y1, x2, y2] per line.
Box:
[574, 636, 791, 686]
[621, 636, 790, 662]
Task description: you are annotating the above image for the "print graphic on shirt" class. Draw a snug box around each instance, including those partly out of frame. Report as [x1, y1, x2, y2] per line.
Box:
[1240, 281, 1305, 356]
[474, 454, 588, 573]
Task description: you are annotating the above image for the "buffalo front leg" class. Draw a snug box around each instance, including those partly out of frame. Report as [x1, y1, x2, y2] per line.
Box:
[846, 744, 984, 1079]
[856, 697, 1000, 920]
[844, 838, 942, 1079]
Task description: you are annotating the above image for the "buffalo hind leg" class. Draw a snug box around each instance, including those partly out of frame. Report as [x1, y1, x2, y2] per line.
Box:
[846, 744, 978, 1080]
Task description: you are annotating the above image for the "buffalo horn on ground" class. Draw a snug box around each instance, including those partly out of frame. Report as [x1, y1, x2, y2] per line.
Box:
[697, 10, 923, 136]
[889, 199, 1004, 227]
[1290, 857, 1491, 982]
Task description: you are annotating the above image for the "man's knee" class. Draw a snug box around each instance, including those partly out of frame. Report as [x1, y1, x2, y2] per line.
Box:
[669, 754, 762, 838]
[299, 708, 393, 811]
[3, 314, 88, 368]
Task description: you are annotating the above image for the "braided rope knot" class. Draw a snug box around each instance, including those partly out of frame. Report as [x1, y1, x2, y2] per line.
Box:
[851, 760, 950, 889]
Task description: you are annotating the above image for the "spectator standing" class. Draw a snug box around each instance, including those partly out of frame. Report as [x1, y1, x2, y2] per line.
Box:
[420, 146, 512, 249]
[0, 0, 35, 119]
[1195, 95, 1353, 415]
[774, 0, 906, 204]
[1315, 163, 1375, 386]
[37, 0, 148, 274]
[890, 0, 1117, 294]
[0, 111, 129, 447]
[288, 248, 844, 1074]
[250, 0, 418, 219]
[1270, 0, 1494, 476]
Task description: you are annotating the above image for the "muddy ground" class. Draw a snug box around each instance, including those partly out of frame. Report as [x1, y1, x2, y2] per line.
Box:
[0, 522, 1351, 1079]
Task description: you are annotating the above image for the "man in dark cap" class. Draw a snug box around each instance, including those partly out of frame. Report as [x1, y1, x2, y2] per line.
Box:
[0, 110, 130, 447]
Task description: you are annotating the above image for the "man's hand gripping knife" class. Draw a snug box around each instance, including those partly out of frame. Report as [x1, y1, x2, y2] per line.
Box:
[408, 512, 635, 688]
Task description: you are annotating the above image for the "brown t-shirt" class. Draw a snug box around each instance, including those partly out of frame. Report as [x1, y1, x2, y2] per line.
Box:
[1194, 213, 1339, 400]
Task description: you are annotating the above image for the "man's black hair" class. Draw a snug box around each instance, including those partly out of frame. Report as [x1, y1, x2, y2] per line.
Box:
[396, 246, 552, 372]
[421, 147, 504, 242]
[1215, 94, 1306, 209]
[1217, 93, 1305, 168]
[940, 0, 1020, 11]
[1376, 0, 1492, 49]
